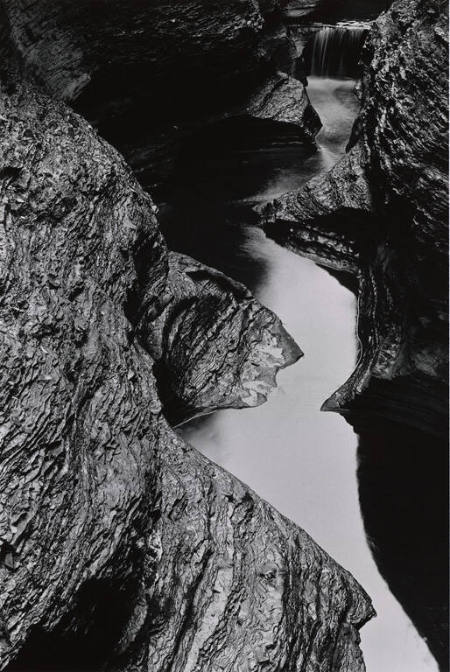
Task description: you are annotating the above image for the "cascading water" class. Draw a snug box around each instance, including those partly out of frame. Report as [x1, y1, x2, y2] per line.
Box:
[305, 23, 369, 78]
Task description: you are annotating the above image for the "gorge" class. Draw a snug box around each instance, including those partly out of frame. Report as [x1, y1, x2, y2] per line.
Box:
[0, 0, 447, 671]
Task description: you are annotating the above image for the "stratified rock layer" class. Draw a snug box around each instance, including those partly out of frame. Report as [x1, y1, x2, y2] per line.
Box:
[264, 0, 448, 436]
[0, 81, 373, 671]
[150, 252, 301, 425]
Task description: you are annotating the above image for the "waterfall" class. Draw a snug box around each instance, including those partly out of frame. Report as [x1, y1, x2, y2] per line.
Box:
[305, 24, 369, 79]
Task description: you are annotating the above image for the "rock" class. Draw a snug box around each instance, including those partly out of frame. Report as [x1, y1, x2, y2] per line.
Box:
[262, 0, 448, 437]
[284, 1, 322, 22]
[144, 251, 302, 425]
[1, 0, 321, 194]
[0, 81, 373, 671]
[262, 143, 373, 274]
[356, 421, 449, 672]
[244, 71, 321, 140]
[122, 71, 321, 197]
[2, 0, 289, 100]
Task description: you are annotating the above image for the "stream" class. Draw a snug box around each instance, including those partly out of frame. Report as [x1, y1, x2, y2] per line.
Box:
[159, 23, 438, 672]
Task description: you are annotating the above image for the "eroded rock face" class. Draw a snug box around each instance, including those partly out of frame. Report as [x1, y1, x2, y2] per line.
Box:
[263, 0, 448, 436]
[0, 80, 373, 671]
[3, 0, 291, 101]
[263, 143, 373, 274]
[1, 0, 321, 194]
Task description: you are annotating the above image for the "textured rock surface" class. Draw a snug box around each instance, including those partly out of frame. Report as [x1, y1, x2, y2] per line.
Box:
[263, 0, 448, 435]
[148, 251, 301, 425]
[243, 71, 321, 139]
[0, 81, 374, 671]
[263, 143, 373, 274]
[3, 0, 291, 100]
[1, 0, 321, 195]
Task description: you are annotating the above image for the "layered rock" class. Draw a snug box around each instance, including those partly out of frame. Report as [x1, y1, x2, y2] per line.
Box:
[262, 0, 448, 436]
[0, 79, 374, 671]
[1, 0, 321, 195]
[149, 252, 301, 425]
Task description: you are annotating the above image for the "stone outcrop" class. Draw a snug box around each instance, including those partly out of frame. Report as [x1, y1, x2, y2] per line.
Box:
[1, 0, 321, 195]
[263, 143, 373, 274]
[0, 77, 374, 670]
[148, 251, 301, 425]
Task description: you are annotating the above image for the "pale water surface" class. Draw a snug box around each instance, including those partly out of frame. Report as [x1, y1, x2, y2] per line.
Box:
[180, 231, 437, 672]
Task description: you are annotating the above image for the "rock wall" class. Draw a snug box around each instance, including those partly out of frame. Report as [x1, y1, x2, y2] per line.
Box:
[0, 70, 373, 672]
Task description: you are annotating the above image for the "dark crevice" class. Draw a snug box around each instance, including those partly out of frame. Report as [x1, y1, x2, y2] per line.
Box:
[6, 577, 139, 672]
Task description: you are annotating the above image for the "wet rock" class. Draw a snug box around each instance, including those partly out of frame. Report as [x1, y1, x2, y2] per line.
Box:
[0, 81, 373, 671]
[243, 71, 321, 140]
[262, 143, 373, 273]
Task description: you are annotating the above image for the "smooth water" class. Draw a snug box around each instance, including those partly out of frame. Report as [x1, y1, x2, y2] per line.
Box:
[179, 236, 437, 672]
[249, 76, 362, 200]
[162, 68, 438, 672]
[168, 77, 359, 206]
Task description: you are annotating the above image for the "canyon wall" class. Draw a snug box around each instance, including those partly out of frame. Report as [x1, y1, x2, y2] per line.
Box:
[0, 3, 375, 669]
[264, 0, 448, 437]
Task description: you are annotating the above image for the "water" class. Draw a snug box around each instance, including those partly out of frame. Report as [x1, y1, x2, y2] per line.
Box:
[305, 24, 369, 78]
[161, 46, 438, 672]
[165, 77, 359, 210]
[179, 238, 437, 672]
[246, 77, 361, 200]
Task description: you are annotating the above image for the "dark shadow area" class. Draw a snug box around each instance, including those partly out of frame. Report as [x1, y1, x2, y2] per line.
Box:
[6, 577, 138, 672]
[265, 208, 379, 277]
[357, 421, 449, 671]
[159, 116, 320, 295]
[308, 0, 393, 22]
[171, 117, 317, 202]
[159, 197, 269, 296]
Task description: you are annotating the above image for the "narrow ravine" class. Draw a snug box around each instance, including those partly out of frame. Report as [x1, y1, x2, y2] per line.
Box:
[160, 24, 438, 672]
[179, 238, 437, 672]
